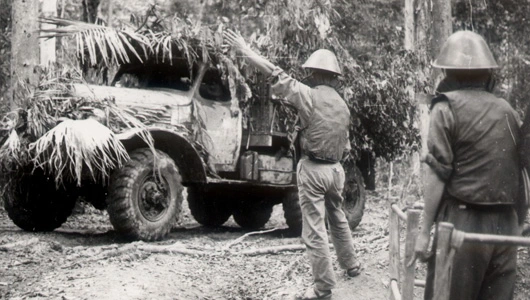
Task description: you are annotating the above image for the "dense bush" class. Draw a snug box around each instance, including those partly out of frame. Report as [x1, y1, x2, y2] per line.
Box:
[453, 0, 530, 114]
[2, 0, 530, 161]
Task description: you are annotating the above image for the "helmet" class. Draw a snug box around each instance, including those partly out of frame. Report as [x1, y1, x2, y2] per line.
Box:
[302, 49, 342, 75]
[433, 31, 499, 69]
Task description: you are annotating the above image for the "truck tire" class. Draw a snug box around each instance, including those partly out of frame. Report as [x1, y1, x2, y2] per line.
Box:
[282, 163, 366, 236]
[187, 186, 232, 227]
[4, 170, 76, 232]
[282, 191, 302, 236]
[107, 148, 183, 241]
[233, 201, 273, 230]
[342, 164, 366, 230]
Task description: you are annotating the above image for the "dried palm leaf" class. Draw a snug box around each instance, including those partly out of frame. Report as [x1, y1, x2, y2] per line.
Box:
[29, 118, 129, 187]
[0, 130, 22, 167]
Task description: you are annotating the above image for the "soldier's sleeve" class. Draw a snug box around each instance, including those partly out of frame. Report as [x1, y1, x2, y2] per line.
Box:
[268, 67, 313, 122]
[425, 98, 455, 181]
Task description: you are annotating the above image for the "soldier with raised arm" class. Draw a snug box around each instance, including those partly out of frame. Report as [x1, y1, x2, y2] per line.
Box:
[224, 30, 361, 300]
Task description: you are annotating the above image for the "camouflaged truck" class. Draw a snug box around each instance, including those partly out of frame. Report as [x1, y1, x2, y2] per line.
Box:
[4, 59, 366, 241]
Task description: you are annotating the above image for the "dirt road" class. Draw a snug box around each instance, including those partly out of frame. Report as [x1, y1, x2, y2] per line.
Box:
[1, 190, 530, 300]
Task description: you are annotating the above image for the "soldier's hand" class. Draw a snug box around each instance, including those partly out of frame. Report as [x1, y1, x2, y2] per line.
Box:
[223, 29, 248, 51]
[406, 230, 432, 267]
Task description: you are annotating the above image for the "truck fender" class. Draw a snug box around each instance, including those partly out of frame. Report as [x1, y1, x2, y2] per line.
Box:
[117, 127, 207, 184]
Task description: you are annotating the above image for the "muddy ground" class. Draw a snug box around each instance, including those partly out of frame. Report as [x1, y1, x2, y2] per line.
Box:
[1, 186, 530, 300]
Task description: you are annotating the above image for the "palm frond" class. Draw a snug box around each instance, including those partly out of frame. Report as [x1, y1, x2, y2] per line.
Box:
[29, 118, 129, 187]
[0, 64, 158, 187]
[40, 17, 150, 66]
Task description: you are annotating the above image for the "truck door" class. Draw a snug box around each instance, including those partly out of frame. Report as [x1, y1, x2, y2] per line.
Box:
[193, 66, 242, 173]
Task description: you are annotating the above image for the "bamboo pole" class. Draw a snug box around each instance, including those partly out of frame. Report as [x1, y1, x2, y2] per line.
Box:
[463, 232, 530, 247]
[402, 209, 421, 299]
[433, 222, 454, 300]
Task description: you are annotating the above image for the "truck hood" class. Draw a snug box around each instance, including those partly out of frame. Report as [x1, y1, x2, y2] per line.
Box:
[72, 84, 193, 108]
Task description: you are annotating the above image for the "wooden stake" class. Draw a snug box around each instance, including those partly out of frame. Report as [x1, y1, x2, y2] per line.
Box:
[402, 209, 420, 300]
[433, 222, 454, 300]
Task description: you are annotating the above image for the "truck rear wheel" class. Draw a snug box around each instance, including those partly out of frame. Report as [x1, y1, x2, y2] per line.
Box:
[343, 164, 366, 230]
[282, 163, 366, 236]
[4, 170, 76, 232]
[187, 186, 232, 227]
[233, 201, 273, 230]
[107, 148, 183, 241]
[282, 191, 302, 236]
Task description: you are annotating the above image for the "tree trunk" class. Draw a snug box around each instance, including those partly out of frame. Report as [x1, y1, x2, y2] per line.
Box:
[404, 0, 414, 51]
[107, 0, 113, 27]
[409, 0, 452, 191]
[40, 0, 57, 66]
[82, 0, 101, 23]
[10, 0, 40, 109]
[431, 0, 452, 86]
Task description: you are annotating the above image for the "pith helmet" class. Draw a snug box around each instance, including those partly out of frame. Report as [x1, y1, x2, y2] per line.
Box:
[302, 49, 342, 75]
[433, 31, 499, 69]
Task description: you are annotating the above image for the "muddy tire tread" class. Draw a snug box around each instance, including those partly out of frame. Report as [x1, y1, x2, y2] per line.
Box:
[107, 148, 183, 241]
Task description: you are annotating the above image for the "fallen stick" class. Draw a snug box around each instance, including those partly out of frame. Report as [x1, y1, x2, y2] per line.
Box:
[241, 243, 334, 256]
[137, 244, 214, 256]
[223, 227, 281, 250]
[0, 238, 39, 251]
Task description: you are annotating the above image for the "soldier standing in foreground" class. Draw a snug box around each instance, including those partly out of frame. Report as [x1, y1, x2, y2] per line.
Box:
[412, 31, 523, 300]
[223, 30, 361, 300]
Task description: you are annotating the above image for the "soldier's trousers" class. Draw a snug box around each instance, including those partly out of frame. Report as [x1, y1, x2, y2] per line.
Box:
[424, 196, 518, 300]
[297, 157, 358, 291]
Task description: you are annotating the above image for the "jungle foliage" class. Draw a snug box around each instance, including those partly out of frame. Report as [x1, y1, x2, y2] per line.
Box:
[2, 0, 530, 164]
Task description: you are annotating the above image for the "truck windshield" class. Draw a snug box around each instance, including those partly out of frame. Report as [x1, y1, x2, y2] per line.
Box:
[112, 61, 193, 92]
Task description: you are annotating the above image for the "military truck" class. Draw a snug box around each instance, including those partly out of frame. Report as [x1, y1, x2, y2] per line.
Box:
[4, 57, 366, 241]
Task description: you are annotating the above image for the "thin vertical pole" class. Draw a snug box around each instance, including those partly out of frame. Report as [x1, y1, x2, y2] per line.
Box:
[388, 206, 400, 299]
[387, 163, 399, 299]
[402, 209, 420, 299]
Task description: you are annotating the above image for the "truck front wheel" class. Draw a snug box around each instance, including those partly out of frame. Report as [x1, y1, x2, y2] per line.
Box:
[4, 170, 76, 232]
[107, 148, 183, 241]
